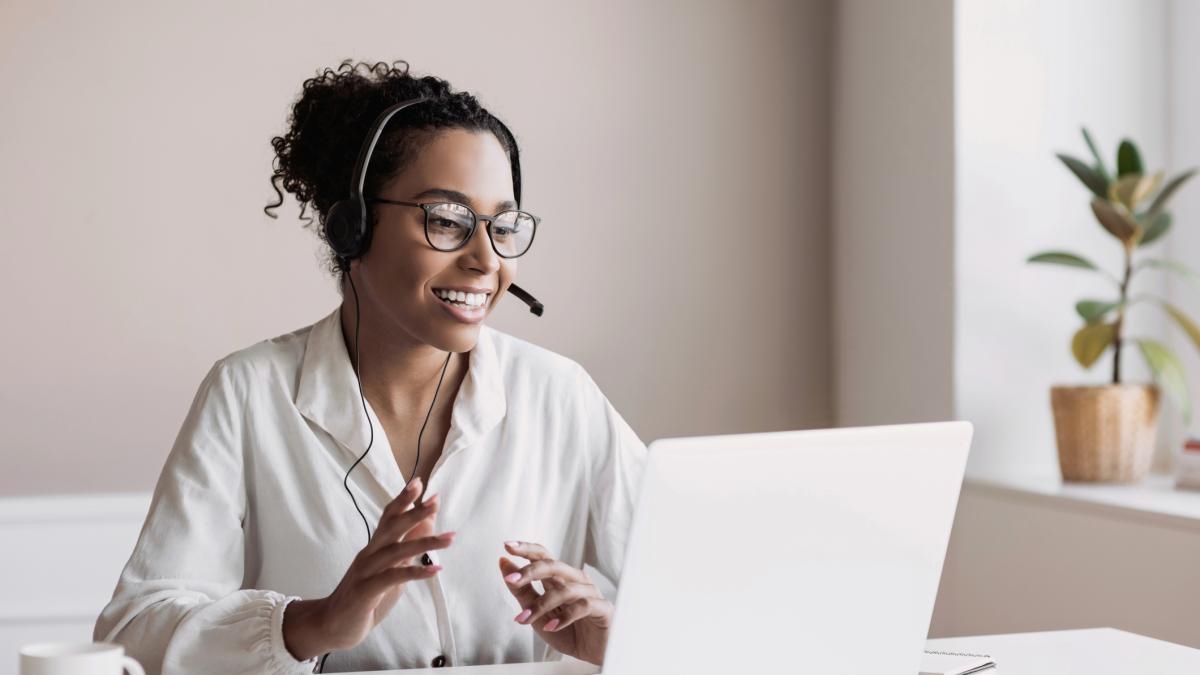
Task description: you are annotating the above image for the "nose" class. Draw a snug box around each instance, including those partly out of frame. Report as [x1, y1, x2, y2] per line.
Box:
[460, 220, 501, 275]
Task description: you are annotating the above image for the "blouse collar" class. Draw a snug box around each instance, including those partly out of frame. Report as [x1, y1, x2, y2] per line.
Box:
[295, 306, 507, 498]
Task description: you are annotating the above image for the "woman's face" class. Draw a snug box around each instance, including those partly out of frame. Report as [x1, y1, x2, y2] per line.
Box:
[348, 128, 519, 354]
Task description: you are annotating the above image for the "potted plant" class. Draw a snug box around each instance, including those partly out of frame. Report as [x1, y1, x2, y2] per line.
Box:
[1028, 128, 1199, 482]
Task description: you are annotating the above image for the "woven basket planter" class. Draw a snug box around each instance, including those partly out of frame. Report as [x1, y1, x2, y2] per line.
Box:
[1050, 384, 1159, 483]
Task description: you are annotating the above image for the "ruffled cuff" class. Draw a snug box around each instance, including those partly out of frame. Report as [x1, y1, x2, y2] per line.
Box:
[269, 593, 321, 674]
[160, 589, 321, 675]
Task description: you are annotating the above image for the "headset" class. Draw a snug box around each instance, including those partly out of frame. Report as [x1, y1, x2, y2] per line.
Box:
[317, 96, 542, 673]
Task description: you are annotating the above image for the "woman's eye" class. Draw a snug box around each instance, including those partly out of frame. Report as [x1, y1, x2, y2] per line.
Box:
[432, 218, 465, 230]
[492, 226, 514, 237]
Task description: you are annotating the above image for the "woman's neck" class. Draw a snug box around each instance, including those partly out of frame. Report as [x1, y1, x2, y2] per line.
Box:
[338, 297, 466, 419]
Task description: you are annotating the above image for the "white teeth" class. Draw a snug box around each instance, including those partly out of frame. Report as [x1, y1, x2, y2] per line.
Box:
[436, 289, 488, 308]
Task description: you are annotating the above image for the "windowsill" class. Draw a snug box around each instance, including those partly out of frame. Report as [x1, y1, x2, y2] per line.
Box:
[965, 472, 1200, 532]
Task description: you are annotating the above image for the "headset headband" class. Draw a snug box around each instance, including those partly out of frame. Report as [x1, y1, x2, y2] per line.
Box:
[348, 96, 428, 202]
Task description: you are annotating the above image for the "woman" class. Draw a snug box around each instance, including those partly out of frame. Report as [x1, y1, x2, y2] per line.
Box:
[93, 60, 647, 674]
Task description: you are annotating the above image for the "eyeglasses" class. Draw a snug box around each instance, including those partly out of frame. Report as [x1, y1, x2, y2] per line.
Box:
[366, 198, 540, 259]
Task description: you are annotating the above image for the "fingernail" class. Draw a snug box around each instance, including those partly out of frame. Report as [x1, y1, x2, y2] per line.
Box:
[438, 531, 456, 540]
[427, 565, 442, 573]
[410, 478, 422, 491]
[505, 573, 521, 583]
[544, 618, 560, 632]
[424, 493, 439, 505]
[505, 540, 519, 548]
[515, 609, 531, 623]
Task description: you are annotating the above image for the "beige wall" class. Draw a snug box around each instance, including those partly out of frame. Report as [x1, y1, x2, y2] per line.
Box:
[0, 0, 833, 496]
[832, 0, 957, 426]
[931, 482, 1200, 648]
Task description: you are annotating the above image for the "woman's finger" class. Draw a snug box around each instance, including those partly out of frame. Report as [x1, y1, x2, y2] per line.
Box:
[543, 598, 601, 633]
[365, 496, 439, 555]
[380, 478, 423, 520]
[504, 559, 587, 588]
[361, 532, 456, 577]
[504, 540, 551, 561]
[499, 557, 541, 610]
[360, 562, 441, 598]
[365, 489, 432, 555]
[520, 583, 593, 626]
[404, 502, 438, 545]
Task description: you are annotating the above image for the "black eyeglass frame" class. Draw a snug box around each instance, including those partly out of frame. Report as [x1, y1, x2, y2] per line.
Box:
[366, 198, 540, 259]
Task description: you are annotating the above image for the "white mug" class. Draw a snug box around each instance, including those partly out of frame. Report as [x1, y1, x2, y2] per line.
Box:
[19, 642, 144, 675]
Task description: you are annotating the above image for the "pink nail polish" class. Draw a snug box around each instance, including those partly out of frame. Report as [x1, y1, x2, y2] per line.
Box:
[515, 609, 531, 623]
[505, 573, 521, 583]
[544, 618, 560, 632]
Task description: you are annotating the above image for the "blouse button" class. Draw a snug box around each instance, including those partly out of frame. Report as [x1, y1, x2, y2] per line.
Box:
[432, 654, 447, 667]
[421, 553, 434, 566]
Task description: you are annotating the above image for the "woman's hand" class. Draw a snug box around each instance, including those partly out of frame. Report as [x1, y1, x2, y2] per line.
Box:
[283, 477, 455, 660]
[498, 541, 614, 666]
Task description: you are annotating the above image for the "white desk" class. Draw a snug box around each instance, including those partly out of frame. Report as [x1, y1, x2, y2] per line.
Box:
[925, 627, 1200, 674]
[343, 627, 1200, 674]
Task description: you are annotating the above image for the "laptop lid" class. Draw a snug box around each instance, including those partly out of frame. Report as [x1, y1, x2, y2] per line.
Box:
[601, 421, 973, 675]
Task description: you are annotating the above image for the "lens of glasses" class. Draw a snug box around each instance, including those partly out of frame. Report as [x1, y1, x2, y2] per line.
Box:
[490, 210, 536, 257]
[425, 203, 475, 251]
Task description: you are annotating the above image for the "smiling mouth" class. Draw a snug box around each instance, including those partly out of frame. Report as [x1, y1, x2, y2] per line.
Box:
[432, 288, 491, 309]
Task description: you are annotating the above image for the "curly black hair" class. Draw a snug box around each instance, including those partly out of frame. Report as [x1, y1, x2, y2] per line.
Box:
[264, 59, 522, 277]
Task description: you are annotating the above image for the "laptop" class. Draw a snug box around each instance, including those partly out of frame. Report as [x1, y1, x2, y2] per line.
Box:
[601, 421, 973, 674]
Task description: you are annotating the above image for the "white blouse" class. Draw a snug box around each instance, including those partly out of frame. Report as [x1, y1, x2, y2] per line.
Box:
[93, 307, 648, 674]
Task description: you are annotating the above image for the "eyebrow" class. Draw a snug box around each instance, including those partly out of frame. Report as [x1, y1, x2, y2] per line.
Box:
[412, 188, 518, 212]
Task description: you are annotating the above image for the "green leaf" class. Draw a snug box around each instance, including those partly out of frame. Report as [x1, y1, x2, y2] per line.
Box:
[1076, 299, 1123, 324]
[1117, 139, 1144, 177]
[1072, 323, 1116, 369]
[1138, 258, 1200, 286]
[1082, 128, 1111, 182]
[1144, 168, 1197, 217]
[1136, 338, 1191, 424]
[1161, 302, 1200, 354]
[1057, 153, 1110, 199]
[1027, 251, 1100, 270]
[1090, 198, 1138, 243]
[1137, 212, 1172, 247]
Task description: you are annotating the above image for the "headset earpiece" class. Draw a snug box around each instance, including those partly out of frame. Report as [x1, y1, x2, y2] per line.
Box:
[324, 197, 368, 261]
